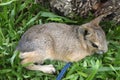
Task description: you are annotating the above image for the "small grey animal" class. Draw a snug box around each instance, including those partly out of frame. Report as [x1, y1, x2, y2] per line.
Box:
[16, 14, 108, 74]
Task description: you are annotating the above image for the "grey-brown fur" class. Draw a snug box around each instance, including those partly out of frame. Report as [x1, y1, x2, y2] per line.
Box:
[16, 14, 108, 74]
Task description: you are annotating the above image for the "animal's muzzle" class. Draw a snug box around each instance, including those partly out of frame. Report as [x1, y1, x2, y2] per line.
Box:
[96, 50, 106, 54]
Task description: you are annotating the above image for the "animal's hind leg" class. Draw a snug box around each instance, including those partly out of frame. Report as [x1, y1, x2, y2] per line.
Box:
[19, 51, 56, 74]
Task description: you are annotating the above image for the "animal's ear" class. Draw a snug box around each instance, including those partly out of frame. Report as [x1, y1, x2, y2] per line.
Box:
[90, 13, 111, 26]
[90, 15, 105, 26]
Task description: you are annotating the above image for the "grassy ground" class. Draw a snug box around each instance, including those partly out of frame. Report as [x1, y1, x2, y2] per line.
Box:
[0, 0, 120, 80]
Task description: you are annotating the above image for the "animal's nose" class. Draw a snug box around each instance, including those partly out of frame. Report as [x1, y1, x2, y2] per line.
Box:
[96, 50, 105, 54]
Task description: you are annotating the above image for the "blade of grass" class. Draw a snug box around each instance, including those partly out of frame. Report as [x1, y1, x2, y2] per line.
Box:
[0, 0, 17, 6]
[78, 72, 88, 78]
[10, 51, 19, 66]
[0, 27, 5, 41]
[109, 64, 119, 76]
[86, 60, 100, 80]
[40, 11, 77, 23]
[25, 12, 41, 27]
[87, 66, 120, 72]
[0, 69, 12, 74]
[63, 73, 78, 80]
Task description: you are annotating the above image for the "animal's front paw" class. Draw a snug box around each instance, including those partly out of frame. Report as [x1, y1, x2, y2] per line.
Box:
[41, 64, 56, 74]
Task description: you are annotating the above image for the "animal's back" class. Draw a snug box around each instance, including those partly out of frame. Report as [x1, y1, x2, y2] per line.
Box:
[16, 23, 78, 54]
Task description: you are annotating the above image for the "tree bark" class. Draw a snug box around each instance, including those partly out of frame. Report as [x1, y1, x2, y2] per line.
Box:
[35, 0, 120, 23]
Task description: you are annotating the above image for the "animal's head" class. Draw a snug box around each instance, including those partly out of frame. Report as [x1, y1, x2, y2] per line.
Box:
[79, 14, 108, 54]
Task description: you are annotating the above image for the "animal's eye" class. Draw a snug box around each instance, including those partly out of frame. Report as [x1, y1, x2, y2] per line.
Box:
[84, 30, 90, 36]
[91, 42, 98, 48]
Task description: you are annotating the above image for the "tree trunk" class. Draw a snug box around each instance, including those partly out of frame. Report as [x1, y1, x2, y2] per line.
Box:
[35, 0, 120, 23]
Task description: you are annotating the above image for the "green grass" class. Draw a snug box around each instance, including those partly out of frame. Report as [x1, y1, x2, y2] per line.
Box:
[0, 0, 120, 80]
